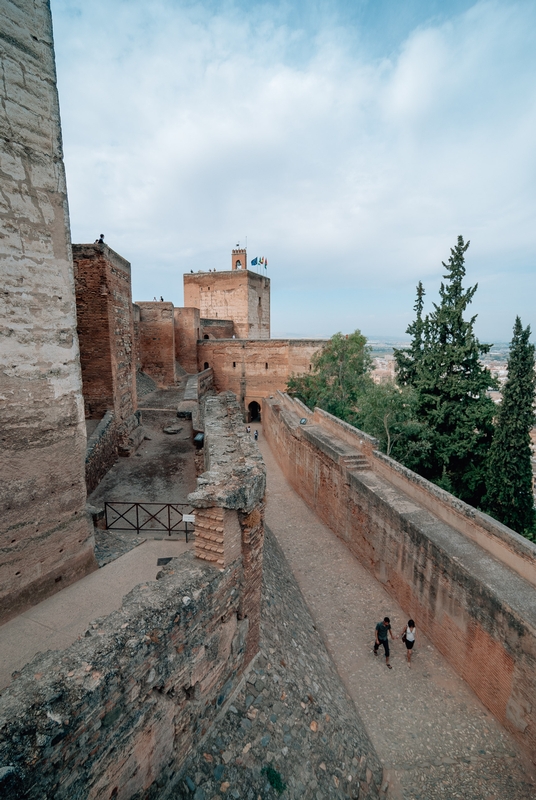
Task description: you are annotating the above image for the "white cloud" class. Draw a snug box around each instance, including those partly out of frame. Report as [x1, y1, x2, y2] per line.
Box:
[51, 0, 536, 339]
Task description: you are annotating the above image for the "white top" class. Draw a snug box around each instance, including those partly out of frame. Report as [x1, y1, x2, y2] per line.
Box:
[405, 626, 416, 642]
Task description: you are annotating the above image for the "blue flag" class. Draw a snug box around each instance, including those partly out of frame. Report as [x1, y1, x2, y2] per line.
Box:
[251, 257, 258, 266]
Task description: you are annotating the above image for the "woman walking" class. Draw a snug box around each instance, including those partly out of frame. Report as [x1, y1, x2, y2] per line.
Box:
[401, 619, 416, 666]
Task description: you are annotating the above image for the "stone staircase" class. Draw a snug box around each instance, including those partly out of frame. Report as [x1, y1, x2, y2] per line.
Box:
[340, 453, 370, 472]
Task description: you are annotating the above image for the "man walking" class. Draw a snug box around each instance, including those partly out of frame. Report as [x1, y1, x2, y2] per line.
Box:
[374, 616, 395, 669]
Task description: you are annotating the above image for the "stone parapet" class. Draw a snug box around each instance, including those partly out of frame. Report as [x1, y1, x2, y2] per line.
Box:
[189, 393, 265, 514]
[263, 391, 536, 763]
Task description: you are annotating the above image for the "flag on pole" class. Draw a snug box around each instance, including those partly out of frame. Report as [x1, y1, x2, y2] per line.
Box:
[251, 257, 258, 266]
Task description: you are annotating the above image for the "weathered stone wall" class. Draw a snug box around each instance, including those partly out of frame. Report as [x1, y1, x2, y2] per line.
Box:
[85, 411, 117, 494]
[263, 393, 536, 763]
[73, 243, 142, 457]
[0, 393, 266, 799]
[190, 393, 266, 663]
[200, 317, 235, 339]
[136, 301, 176, 388]
[184, 270, 270, 339]
[197, 338, 325, 412]
[174, 306, 200, 373]
[0, 0, 96, 625]
[73, 244, 136, 415]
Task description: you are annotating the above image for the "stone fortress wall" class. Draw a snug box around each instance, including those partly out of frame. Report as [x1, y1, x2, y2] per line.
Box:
[0, 394, 266, 800]
[0, 0, 97, 625]
[198, 338, 323, 418]
[136, 301, 177, 388]
[262, 392, 536, 763]
[73, 243, 143, 464]
[183, 248, 270, 340]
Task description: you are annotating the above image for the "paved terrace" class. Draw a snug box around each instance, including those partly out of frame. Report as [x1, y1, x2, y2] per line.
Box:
[256, 426, 536, 800]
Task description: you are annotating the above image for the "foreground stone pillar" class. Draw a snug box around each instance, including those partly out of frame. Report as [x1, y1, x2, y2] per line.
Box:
[0, 0, 96, 624]
[189, 392, 266, 663]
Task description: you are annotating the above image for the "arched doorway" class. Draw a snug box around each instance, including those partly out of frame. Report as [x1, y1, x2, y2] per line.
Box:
[248, 401, 261, 422]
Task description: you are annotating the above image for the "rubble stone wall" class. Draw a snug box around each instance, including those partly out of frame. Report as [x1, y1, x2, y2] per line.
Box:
[0, 393, 266, 800]
[0, 0, 96, 625]
[263, 393, 536, 762]
[0, 556, 254, 800]
[136, 301, 176, 387]
[85, 411, 117, 494]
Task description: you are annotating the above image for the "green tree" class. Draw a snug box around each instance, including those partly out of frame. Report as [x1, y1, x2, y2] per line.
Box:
[395, 236, 497, 506]
[484, 318, 536, 539]
[287, 330, 372, 419]
[355, 381, 434, 471]
[394, 281, 427, 386]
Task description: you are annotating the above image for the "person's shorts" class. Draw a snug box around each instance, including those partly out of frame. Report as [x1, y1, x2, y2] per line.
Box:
[375, 639, 389, 658]
[405, 639, 415, 650]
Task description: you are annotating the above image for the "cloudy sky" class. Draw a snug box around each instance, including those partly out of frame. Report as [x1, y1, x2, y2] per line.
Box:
[51, 0, 536, 342]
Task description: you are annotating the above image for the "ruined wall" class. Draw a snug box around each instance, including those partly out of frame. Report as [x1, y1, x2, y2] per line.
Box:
[0, 0, 96, 625]
[184, 270, 270, 339]
[85, 411, 117, 494]
[0, 394, 266, 799]
[190, 392, 266, 663]
[136, 301, 176, 388]
[174, 306, 200, 373]
[263, 393, 536, 762]
[73, 243, 142, 456]
[197, 338, 325, 412]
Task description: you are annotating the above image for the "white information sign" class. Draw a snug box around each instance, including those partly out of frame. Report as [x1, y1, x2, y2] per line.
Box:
[183, 514, 196, 524]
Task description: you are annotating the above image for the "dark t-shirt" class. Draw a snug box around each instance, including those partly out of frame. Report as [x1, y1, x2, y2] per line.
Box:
[376, 622, 391, 641]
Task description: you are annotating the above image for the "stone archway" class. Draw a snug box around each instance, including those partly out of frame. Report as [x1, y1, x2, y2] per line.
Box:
[248, 401, 261, 423]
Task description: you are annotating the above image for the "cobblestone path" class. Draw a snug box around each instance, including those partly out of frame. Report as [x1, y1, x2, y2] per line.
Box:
[257, 428, 536, 800]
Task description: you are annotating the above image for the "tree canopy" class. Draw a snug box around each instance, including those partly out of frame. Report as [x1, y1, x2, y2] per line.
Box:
[287, 330, 372, 422]
[484, 317, 536, 538]
[286, 235, 535, 538]
[394, 236, 497, 506]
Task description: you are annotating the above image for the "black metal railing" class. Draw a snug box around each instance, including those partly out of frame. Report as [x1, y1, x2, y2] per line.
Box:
[104, 502, 195, 540]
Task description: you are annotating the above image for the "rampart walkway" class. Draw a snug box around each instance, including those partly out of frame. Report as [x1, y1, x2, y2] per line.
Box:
[256, 427, 536, 800]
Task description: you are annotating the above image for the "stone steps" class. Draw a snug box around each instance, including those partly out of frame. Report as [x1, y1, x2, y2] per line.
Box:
[340, 453, 370, 472]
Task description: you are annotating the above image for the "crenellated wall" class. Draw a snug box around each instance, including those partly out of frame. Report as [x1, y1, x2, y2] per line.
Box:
[0, 0, 96, 625]
[0, 393, 266, 799]
[263, 392, 536, 763]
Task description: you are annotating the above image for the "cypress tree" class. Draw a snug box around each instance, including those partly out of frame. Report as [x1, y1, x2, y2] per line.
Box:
[484, 318, 536, 538]
[394, 281, 426, 386]
[396, 236, 497, 505]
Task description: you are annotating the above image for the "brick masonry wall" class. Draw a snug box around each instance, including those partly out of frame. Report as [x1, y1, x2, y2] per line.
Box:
[197, 339, 325, 413]
[0, 0, 96, 625]
[174, 306, 200, 373]
[73, 244, 137, 431]
[263, 393, 536, 763]
[136, 302, 176, 388]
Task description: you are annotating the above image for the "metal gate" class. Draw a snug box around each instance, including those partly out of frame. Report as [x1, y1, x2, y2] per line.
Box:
[104, 502, 194, 540]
